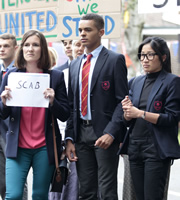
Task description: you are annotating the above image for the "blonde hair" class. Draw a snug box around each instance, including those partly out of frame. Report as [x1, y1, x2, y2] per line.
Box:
[48, 47, 58, 68]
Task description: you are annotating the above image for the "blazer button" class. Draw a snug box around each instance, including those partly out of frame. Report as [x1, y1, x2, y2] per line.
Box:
[10, 131, 14, 134]
[11, 117, 14, 121]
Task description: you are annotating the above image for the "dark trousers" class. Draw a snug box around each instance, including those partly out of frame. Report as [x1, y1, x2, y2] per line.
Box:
[75, 124, 119, 200]
[128, 136, 171, 200]
[122, 154, 170, 200]
[130, 159, 170, 200]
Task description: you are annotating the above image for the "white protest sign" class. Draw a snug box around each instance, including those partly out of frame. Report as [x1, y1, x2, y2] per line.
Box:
[138, 0, 180, 13]
[6, 72, 50, 108]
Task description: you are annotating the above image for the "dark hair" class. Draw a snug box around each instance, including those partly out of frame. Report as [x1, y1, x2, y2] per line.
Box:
[81, 13, 104, 30]
[61, 39, 72, 45]
[15, 29, 51, 70]
[0, 33, 17, 46]
[138, 36, 171, 73]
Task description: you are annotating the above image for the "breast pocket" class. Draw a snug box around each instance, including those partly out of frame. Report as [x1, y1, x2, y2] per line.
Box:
[152, 95, 165, 113]
[99, 76, 112, 93]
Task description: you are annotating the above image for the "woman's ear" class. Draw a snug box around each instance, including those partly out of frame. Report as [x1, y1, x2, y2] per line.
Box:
[162, 54, 167, 62]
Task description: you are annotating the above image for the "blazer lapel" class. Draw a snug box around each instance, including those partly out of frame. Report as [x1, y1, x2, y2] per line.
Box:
[0, 70, 3, 85]
[132, 76, 146, 108]
[146, 70, 166, 111]
[71, 56, 83, 95]
[90, 47, 108, 92]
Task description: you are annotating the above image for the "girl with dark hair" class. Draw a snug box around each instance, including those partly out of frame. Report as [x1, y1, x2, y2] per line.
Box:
[138, 36, 171, 73]
[0, 30, 70, 200]
[119, 36, 180, 200]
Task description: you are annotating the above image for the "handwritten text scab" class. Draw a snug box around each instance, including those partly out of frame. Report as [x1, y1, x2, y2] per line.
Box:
[16, 80, 40, 90]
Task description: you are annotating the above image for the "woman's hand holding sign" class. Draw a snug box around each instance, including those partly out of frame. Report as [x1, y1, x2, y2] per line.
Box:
[1, 84, 55, 107]
[44, 88, 55, 106]
[1, 86, 12, 106]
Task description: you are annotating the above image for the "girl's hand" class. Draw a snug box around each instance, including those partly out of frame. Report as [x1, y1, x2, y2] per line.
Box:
[123, 105, 141, 119]
[122, 95, 133, 121]
[44, 88, 55, 106]
[121, 95, 132, 107]
[1, 86, 12, 105]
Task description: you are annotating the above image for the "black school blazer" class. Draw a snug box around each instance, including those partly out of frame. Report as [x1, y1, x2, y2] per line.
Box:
[119, 70, 180, 159]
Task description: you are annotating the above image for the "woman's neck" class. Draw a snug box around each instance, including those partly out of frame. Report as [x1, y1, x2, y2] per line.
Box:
[25, 63, 42, 73]
[146, 70, 161, 79]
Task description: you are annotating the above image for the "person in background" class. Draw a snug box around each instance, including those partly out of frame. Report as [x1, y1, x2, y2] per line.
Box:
[49, 39, 85, 200]
[120, 36, 180, 200]
[48, 47, 58, 68]
[72, 39, 85, 59]
[0, 33, 28, 200]
[122, 155, 136, 200]
[54, 39, 73, 134]
[0, 30, 70, 200]
[65, 13, 128, 200]
[61, 40, 85, 200]
[55, 40, 73, 72]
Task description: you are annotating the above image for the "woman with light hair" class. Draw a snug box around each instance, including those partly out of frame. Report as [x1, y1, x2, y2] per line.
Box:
[48, 47, 58, 68]
[72, 40, 85, 59]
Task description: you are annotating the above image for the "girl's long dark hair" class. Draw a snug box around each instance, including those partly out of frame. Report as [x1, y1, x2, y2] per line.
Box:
[138, 36, 171, 73]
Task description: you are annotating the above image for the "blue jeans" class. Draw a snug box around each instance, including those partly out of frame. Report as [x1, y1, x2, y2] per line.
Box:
[5, 146, 54, 200]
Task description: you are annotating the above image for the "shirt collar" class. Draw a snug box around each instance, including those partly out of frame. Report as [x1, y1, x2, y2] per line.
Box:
[68, 59, 71, 66]
[0, 60, 15, 72]
[84, 45, 103, 59]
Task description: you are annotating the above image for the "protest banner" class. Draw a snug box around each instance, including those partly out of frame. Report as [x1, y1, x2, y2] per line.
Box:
[57, 0, 121, 39]
[6, 72, 50, 108]
[0, 0, 121, 41]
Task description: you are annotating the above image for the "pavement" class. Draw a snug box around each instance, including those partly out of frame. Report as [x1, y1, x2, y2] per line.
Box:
[1, 158, 180, 200]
